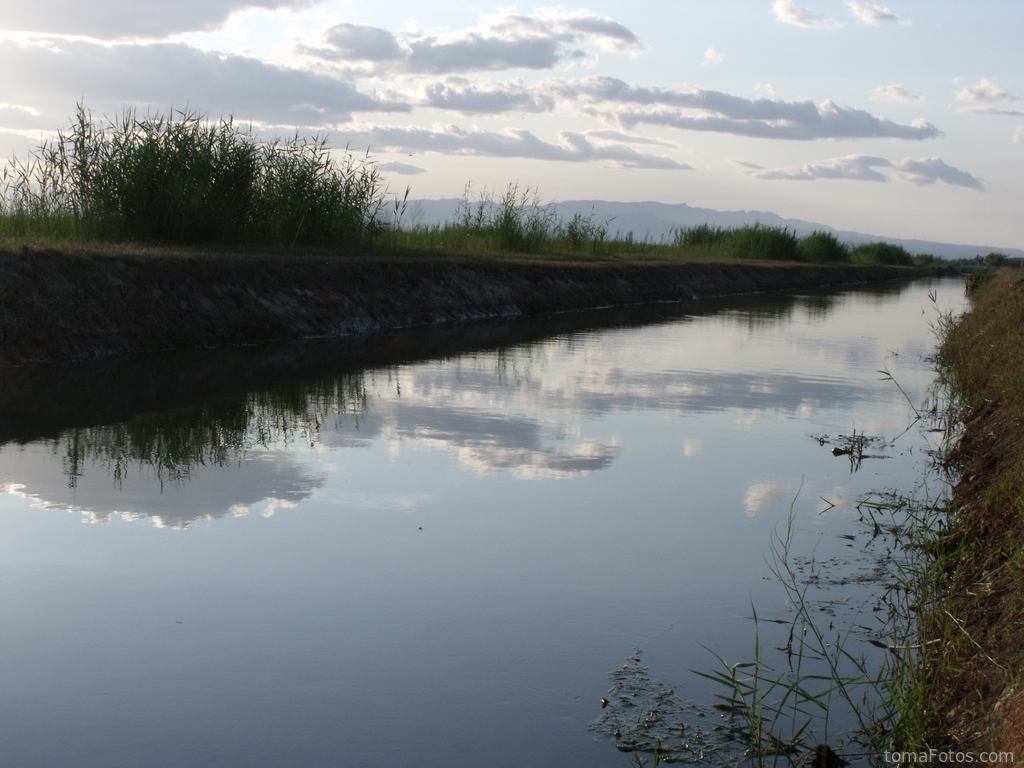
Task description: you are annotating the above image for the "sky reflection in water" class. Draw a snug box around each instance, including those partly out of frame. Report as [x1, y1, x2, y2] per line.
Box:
[0, 279, 966, 767]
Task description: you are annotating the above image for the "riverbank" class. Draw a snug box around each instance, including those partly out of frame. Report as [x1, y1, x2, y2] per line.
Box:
[0, 243, 951, 366]
[926, 269, 1024, 755]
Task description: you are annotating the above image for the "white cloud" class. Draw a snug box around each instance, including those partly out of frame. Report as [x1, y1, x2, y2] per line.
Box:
[871, 84, 922, 103]
[772, 0, 842, 30]
[422, 78, 555, 114]
[893, 157, 985, 189]
[0, 103, 42, 116]
[737, 154, 892, 182]
[701, 47, 724, 66]
[0, 38, 408, 125]
[304, 9, 643, 75]
[584, 129, 676, 148]
[342, 123, 691, 170]
[954, 77, 1020, 104]
[846, 1, 910, 25]
[317, 22, 405, 62]
[1, 0, 313, 39]
[557, 77, 939, 140]
[737, 153, 984, 190]
[963, 107, 1024, 117]
[744, 480, 791, 516]
[1015, 126, 1024, 145]
[377, 161, 426, 175]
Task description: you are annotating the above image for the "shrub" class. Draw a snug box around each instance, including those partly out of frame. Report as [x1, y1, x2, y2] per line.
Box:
[851, 242, 914, 266]
[725, 224, 799, 261]
[672, 224, 729, 248]
[796, 230, 850, 263]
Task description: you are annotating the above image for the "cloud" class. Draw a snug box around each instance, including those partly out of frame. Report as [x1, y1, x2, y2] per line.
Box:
[963, 106, 1024, 117]
[319, 22, 405, 61]
[846, 1, 910, 25]
[772, 0, 842, 30]
[954, 77, 1019, 104]
[0, 38, 407, 126]
[1, 0, 313, 39]
[737, 154, 892, 182]
[1015, 126, 1024, 145]
[738, 153, 984, 190]
[871, 84, 922, 103]
[894, 157, 985, 189]
[422, 78, 555, 114]
[344, 123, 690, 169]
[377, 161, 426, 175]
[306, 9, 643, 74]
[701, 47, 724, 66]
[558, 76, 939, 140]
[584, 129, 676, 148]
[1, 441, 323, 529]
[744, 480, 792, 517]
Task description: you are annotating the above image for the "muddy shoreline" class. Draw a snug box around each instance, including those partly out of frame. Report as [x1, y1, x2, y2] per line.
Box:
[0, 246, 951, 366]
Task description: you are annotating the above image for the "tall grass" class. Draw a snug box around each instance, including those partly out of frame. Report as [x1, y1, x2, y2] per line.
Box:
[1, 104, 942, 264]
[851, 242, 915, 267]
[671, 222, 800, 261]
[394, 182, 610, 256]
[0, 104, 395, 248]
[393, 185, 929, 263]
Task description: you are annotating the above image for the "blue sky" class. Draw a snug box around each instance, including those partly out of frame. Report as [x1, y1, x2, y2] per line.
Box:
[2, 1, 1021, 248]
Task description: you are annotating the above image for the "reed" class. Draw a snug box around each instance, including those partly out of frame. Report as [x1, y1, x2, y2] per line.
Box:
[1, 104, 943, 265]
[0, 104, 394, 249]
[691, 289, 998, 765]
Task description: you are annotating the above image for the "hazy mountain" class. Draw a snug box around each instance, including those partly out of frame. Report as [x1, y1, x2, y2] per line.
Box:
[403, 198, 1022, 261]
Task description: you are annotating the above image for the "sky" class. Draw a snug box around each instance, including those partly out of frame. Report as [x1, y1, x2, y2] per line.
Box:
[1, 1, 1021, 249]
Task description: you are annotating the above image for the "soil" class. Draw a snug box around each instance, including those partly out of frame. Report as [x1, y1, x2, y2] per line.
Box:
[928, 270, 1024, 759]
[0, 244, 950, 367]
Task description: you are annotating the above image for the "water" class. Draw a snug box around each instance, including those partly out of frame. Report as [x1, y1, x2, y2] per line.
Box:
[0, 278, 965, 767]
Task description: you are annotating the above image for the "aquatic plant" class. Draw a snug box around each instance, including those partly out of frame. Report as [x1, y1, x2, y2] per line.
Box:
[689, 286, 991, 765]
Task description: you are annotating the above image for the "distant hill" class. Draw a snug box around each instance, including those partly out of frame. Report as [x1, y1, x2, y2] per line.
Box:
[403, 198, 1023, 261]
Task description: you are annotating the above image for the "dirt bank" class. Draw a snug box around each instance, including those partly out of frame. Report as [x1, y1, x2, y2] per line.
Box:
[0, 244, 948, 366]
[928, 269, 1024, 756]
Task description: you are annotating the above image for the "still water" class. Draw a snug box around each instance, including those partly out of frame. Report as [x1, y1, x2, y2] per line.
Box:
[0, 279, 965, 767]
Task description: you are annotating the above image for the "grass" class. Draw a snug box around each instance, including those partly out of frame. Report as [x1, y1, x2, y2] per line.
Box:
[2, 104, 945, 265]
[924, 269, 1024, 755]
[693, 271, 1024, 765]
[688, 286, 1000, 766]
[58, 375, 369, 495]
[694, 481, 953, 767]
[0, 104, 395, 249]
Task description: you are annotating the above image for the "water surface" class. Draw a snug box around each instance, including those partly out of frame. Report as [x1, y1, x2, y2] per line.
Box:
[0, 279, 965, 767]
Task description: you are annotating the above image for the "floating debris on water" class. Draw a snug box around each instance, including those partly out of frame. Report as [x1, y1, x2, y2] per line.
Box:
[588, 650, 742, 764]
[812, 430, 892, 472]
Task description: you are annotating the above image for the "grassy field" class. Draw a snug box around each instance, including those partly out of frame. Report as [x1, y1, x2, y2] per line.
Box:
[1, 105, 943, 266]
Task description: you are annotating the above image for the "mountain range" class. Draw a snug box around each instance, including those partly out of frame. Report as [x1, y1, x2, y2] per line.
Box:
[403, 198, 1022, 261]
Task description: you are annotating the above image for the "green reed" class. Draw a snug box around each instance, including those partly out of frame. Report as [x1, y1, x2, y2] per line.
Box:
[2, 104, 942, 264]
[0, 104, 396, 249]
